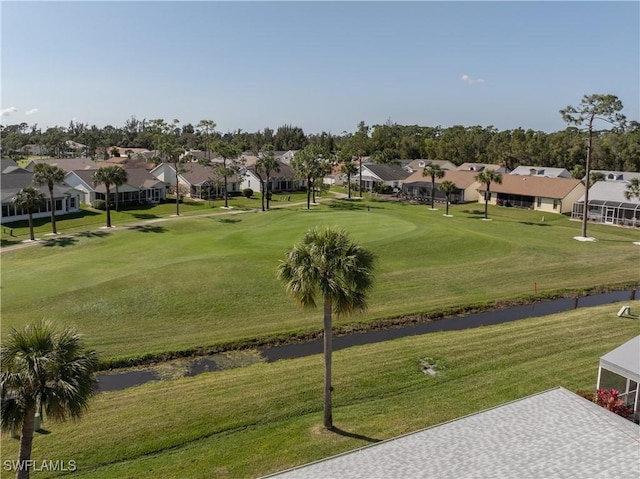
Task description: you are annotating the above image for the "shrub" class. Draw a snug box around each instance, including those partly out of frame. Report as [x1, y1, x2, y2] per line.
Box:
[595, 388, 632, 418]
[92, 199, 107, 210]
[243, 188, 253, 198]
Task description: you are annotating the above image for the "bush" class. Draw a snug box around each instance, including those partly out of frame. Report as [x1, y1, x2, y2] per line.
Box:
[92, 199, 107, 210]
[243, 188, 253, 198]
[595, 388, 632, 418]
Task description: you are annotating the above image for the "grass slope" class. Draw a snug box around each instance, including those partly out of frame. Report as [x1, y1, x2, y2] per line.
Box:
[1, 302, 637, 478]
[2, 201, 639, 362]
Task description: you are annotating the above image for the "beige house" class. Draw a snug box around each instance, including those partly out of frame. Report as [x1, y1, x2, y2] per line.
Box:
[402, 169, 481, 203]
[477, 175, 585, 214]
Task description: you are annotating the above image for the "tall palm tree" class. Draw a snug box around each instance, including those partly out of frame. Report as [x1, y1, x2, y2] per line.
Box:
[475, 169, 503, 220]
[215, 142, 240, 208]
[1, 320, 99, 479]
[12, 187, 45, 241]
[340, 160, 358, 199]
[93, 166, 128, 227]
[32, 163, 65, 234]
[159, 141, 185, 216]
[277, 227, 375, 429]
[110, 166, 128, 212]
[422, 164, 445, 209]
[439, 180, 458, 216]
[625, 177, 640, 201]
[256, 145, 280, 211]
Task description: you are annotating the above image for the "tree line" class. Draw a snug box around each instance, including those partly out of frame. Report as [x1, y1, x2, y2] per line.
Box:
[2, 115, 639, 174]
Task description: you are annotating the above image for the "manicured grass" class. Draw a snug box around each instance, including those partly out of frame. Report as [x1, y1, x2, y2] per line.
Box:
[2, 200, 639, 362]
[1, 302, 637, 478]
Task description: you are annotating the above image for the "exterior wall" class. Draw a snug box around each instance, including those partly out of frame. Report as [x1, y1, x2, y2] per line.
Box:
[64, 173, 95, 205]
[535, 197, 561, 214]
[1, 191, 82, 224]
[556, 184, 584, 214]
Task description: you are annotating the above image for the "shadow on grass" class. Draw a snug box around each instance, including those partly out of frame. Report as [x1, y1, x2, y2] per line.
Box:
[0, 239, 22, 247]
[329, 200, 371, 211]
[219, 218, 242, 224]
[519, 222, 551, 227]
[42, 237, 79, 248]
[328, 426, 381, 443]
[129, 225, 167, 234]
[77, 231, 110, 238]
[131, 213, 160, 220]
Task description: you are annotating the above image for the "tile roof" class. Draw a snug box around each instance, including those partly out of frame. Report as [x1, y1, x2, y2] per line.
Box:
[265, 387, 640, 479]
[403, 169, 479, 189]
[70, 168, 163, 193]
[25, 157, 99, 173]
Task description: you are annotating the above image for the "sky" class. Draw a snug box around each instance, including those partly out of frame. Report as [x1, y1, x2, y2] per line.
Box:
[1, 1, 638, 135]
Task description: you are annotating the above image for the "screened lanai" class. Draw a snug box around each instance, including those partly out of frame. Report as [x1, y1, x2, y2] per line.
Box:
[597, 335, 640, 421]
[572, 181, 640, 227]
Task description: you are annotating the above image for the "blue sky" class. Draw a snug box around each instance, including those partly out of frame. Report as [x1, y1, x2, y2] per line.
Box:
[1, 1, 638, 134]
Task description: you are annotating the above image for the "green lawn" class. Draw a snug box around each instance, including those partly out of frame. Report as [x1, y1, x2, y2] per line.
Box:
[1, 302, 637, 478]
[1, 200, 639, 363]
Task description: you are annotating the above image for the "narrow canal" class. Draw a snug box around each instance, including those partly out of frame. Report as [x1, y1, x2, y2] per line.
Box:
[97, 289, 638, 392]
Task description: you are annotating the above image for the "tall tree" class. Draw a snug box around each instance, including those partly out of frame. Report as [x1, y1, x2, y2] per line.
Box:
[277, 227, 375, 429]
[215, 142, 241, 209]
[475, 169, 503, 220]
[32, 163, 65, 234]
[339, 152, 358, 199]
[625, 177, 640, 202]
[439, 180, 457, 216]
[159, 141, 185, 215]
[196, 119, 217, 161]
[255, 145, 280, 211]
[11, 187, 45, 241]
[1, 320, 99, 479]
[422, 163, 445, 209]
[561, 94, 626, 238]
[93, 166, 128, 227]
[291, 144, 328, 209]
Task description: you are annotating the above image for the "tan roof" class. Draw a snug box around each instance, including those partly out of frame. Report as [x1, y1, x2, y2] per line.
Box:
[403, 169, 479, 189]
[478, 175, 584, 199]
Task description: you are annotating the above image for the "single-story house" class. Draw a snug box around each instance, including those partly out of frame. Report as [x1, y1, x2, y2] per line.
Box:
[510, 166, 572, 178]
[150, 162, 242, 198]
[1, 161, 82, 224]
[24, 157, 99, 173]
[597, 335, 639, 421]
[358, 162, 411, 193]
[477, 175, 585, 214]
[265, 387, 640, 478]
[572, 180, 640, 227]
[240, 156, 304, 194]
[402, 169, 481, 204]
[65, 168, 166, 206]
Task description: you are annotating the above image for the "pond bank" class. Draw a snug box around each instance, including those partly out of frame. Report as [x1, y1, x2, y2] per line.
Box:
[97, 286, 638, 392]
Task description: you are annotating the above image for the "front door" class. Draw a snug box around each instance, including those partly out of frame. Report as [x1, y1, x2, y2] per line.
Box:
[605, 207, 616, 224]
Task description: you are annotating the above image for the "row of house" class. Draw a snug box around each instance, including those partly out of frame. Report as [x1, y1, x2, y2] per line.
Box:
[2, 154, 639, 227]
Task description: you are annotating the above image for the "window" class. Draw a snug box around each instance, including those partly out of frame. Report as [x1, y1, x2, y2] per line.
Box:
[70, 198, 76, 208]
[536, 197, 542, 208]
[55, 199, 63, 211]
[553, 200, 558, 210]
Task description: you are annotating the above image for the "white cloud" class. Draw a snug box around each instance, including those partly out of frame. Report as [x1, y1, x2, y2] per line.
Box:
[25, 108, 39, 115]
[0, 107, 18, 116]
[461, 74, 485, 85]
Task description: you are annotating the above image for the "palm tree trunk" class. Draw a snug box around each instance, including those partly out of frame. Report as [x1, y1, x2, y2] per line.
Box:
[48, 187, 57, 234]
[105, 186, 112, 228]
[27, 212, 35, 241]
[431, 177, 436, 209]
[323, 296, 333, 429]
[266, 177, 271, 210]
[358, 157, 363, 198]
[306, 177, 312, 210]
[582, 122, 593, 238]
[484, 187, 489, 219]
[115, 185, 120, 212]
[446, 195, 450, 216]
[347, 173, 352, 199]
[175, 167, 180, 216]
[224, 175, 229, 208]
[17, 406, 36, 479]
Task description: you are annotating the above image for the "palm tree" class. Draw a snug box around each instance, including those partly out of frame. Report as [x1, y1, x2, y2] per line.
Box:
[625, 177, 640, 201]
[93, 166, 128, 227]
[256, 145, 280, 211]
[110, 166, 128, 212]
[439, 180, 457, 216]
[340, 159, 358, 199]
[215, 142, 240, 208]
[12, 187, 45, 241]
[1, 320, 99, 479]
[32, 163, 65, 235]
[475, 169, 503, 220]
[277, 227, 375, 429]
[422, 164, 445, 209]
[159, 142, 184, 215]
